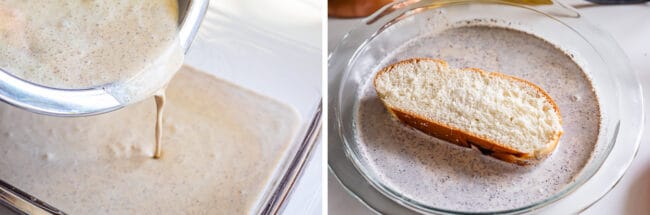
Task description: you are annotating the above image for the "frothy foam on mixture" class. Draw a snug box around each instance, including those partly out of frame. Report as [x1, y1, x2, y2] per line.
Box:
[0, 0, 182, 98]
[354, 26, 600, 211]
[0, 66, 300, 214]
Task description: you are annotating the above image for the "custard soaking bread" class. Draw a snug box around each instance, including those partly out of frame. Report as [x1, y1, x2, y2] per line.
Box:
[373, 58, 563, 165]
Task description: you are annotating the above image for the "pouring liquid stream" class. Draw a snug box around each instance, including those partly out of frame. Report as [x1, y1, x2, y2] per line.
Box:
[0, 67, 303, 214]
[153, 90, 167, 159]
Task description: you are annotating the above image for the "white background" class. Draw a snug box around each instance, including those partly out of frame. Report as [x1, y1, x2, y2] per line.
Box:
[328, 1, 650, 214]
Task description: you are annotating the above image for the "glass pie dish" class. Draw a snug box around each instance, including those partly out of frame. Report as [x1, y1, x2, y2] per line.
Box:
[0, 0, 322, 214]
[328, 0, 643, 214]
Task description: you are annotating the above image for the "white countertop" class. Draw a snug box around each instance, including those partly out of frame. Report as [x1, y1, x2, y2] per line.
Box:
[328, 2, 650, 214]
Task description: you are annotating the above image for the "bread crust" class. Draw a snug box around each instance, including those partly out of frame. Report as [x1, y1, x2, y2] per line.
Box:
[373, 58, 563, 165]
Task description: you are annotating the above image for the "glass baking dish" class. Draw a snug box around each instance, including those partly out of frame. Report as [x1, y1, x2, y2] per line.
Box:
[0, 0, 322, 214]
[328, 0, 643, 214]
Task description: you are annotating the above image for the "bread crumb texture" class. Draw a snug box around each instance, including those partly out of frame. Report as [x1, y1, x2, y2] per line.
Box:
[374, 58, 562, 158]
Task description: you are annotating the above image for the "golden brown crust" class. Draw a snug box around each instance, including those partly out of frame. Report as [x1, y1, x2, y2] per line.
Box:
[373, 58, 563, 165]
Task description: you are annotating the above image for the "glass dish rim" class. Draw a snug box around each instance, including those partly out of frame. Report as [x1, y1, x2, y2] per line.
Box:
[330, 0, 644, 214]
[260, 102, 323, 214]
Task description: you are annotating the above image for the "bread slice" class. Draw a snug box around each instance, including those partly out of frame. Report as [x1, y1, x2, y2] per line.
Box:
[373, 58, 563, 165]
